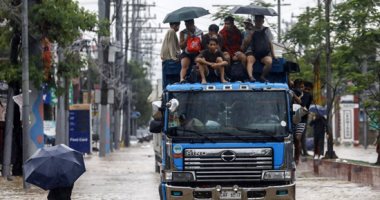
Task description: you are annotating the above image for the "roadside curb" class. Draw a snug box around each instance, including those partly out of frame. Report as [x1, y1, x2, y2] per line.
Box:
[298, 157, 380, 188]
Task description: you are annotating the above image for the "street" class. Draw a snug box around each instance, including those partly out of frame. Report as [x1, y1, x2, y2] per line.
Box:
[1, 142, 380, 200]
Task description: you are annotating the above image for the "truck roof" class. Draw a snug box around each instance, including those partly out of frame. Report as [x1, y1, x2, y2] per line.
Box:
[166, 82, 289, 92]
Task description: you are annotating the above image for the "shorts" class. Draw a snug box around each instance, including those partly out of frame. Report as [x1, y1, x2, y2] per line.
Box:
[295, 123, 306, 135]
[245, 49, 271, 60]
[205, 66, 219, 82]
[180, 51, 199, 61]
[245, 46, 253, 56]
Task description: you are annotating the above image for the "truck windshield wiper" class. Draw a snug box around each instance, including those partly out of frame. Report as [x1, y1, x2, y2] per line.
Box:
[235, 127, 282, 141]
[177, 128, 216, 143]
[211, 131, 246, 142]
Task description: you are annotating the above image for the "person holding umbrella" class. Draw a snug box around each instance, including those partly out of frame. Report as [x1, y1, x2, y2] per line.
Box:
[47, 185, 74, 200]
[242, 15, 275, 82]
[179, 19, 203, 83]
[162, 7, 209, 83]
[24, 144, 86, 200]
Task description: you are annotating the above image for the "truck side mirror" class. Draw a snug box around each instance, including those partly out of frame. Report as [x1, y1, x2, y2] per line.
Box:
[149, 119, 163, 134]
[166, 98, 179, 113]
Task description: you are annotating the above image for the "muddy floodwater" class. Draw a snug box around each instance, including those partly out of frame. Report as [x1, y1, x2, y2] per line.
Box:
[1, 143, 380, 200]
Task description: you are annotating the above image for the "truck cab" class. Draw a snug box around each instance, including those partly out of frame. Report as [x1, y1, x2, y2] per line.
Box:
[151, 58, 299, 200]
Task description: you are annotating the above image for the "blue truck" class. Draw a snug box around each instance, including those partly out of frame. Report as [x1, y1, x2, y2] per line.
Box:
[150, 58, 299, 200]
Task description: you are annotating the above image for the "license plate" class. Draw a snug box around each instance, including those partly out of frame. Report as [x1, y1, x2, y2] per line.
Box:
[220, 191, 242, 199]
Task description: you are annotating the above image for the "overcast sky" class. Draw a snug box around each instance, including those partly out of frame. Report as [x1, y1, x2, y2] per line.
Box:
[77, 0, 322, 83]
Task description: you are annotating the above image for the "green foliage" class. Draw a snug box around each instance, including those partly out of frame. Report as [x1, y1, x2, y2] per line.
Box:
[128, 61, 153, 127]
[30, 0, 97, 47]
[0, 0, 98, 97]
[0, 56, 45, 88]
[283, 6, 325, 60]
[0, 62, 21, 82]
[211, 6, 245, 29]
[97, 19, 111, 37]
[284, 0, 380, 129]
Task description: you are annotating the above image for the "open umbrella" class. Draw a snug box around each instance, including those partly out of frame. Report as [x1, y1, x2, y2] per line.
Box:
[163, 7, 210, 23]
[230, 5, 278, 16]
[24, 144, 86, 190]
[309, 104, 327, 116]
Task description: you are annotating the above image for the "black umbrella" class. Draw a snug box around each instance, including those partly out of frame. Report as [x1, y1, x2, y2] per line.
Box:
[163, 7, 210, 23]
[24, 144, 86, 190]
[230, 5, 278, 16]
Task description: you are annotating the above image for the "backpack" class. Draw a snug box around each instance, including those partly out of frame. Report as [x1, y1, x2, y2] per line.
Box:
[186, 36, 201, 53]
[226, 62, 248, 82]
[251, 27, 271, 55]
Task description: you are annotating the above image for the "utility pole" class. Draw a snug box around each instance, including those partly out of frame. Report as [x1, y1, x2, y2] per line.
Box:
[324, 0, 337, 159]
[21, 0, 30, 188]
[361, 58, 368, 149]
[277, 0, 281, 43]
[131, 0, 137, 61]
[2, 86, 14, 178]
[275, 0, 290, 43]
[122, 0, 157, 142]
[114, 0, 124, 150]
[98, 0, 110, 157]
[130, 0, 156, 62]
[123, 0, 130, 147]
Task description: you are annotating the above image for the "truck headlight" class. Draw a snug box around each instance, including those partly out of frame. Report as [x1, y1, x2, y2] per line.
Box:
[164, 171, 195, 182]
[164, 171, 173, 181]
[262, 171, 291, 181]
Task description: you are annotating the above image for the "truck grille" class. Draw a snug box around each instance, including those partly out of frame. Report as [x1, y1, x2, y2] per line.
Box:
[184, 148, 273, 182]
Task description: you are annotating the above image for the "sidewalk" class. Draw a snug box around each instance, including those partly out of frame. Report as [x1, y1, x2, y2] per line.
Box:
[307, 144, 378, 164]
[333, 144, 378, 163]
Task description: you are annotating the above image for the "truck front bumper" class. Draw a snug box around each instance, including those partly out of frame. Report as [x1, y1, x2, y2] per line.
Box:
[164, 183, 295, 200]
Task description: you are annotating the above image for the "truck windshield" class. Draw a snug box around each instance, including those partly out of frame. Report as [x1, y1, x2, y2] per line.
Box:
[167, 91, 289, 139]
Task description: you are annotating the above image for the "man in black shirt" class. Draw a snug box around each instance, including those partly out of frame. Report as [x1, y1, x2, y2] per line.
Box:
[195, 37, 228, 83]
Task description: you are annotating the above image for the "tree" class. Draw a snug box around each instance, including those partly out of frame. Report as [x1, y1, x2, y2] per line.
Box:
[284, 0, 380, 160]
[0, 0, 97, 88]
[129, 61, 152, 127]
[333, 0, 380, 156]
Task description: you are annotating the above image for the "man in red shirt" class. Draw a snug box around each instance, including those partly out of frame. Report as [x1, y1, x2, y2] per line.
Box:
[219, 16, 246, 67]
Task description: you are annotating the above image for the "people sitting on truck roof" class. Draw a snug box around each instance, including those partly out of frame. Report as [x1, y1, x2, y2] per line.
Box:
[160, 21, 181, 88]
[219, 16, 246, 67]
[242, 15, 275, 82]
[202, 24, 223, 51]
[179, 19, 203, 83]
[195, 37, 228, 84]
[241, 18, 254, 39]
